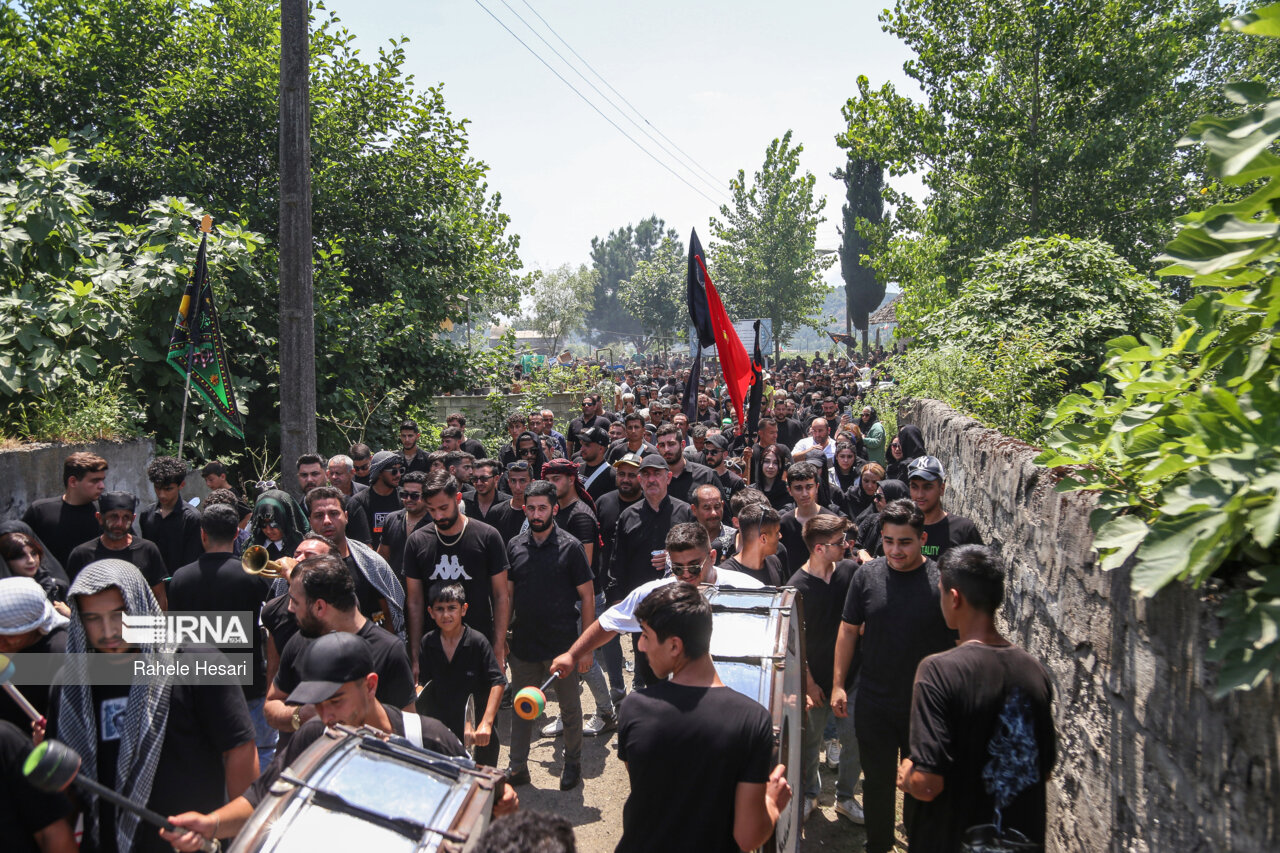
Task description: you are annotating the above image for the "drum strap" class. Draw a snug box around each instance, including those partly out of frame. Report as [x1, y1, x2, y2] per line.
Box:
[583, 463, 607, 489]
[403, 711, 424, 748]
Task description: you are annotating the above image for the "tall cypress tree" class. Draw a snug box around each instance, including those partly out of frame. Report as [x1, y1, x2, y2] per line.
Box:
[836, 154, 885, 354]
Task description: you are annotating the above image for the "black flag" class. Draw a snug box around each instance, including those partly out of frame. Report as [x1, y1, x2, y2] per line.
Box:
[746, 320, 764, 438]
[687, 229, 715, 348]
[683, 342, 702, 424]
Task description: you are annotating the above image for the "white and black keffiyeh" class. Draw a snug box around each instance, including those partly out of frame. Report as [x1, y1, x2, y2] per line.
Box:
[57, 559, 175, 853]
[0, 576, 68, 635]
[348, 538, 406, 640]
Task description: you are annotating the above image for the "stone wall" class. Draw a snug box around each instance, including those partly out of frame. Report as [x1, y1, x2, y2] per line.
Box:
[899, 399, 1278, 853]
[1, 438, 158, 520]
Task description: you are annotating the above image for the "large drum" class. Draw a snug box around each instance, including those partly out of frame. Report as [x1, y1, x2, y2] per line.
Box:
[705, 586, 805, 853]
[230, 724, 505, 853]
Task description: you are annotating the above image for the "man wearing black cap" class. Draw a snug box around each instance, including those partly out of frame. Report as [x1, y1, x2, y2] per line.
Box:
[347, 450, 404, 549]
[907, 456, 983, 562]
[161, 630, 482, 852]
[65, 492, 167, 606]
[263, 554, 416, 736]
[575, 428, 617, 503]
[702, 434, 745, 520]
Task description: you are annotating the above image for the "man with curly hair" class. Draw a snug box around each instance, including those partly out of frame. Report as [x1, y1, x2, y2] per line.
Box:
[139, 456, 203, 577]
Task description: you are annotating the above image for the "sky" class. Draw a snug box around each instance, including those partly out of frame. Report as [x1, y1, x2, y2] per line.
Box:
[320, 0, 924, 283]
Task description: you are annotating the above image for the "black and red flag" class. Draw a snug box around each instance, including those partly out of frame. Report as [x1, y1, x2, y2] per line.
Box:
[745, 320, 765, 438]
[686, 228, 752, 425]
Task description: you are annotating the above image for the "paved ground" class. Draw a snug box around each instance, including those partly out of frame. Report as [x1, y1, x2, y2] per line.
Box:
[488, 652, 875, 852]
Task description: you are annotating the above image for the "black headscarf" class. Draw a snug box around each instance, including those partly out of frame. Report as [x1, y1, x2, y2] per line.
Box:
[251, 488, 309, 556]
[0, 520, 69, 600]
[515, 430, 548, 479]
[887, 425, 926, 482]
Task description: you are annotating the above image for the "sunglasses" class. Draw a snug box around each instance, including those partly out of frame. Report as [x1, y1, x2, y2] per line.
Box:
[399, 490, 423, 501]
[386, 466, 405, 475]
[518, 448, 538, 457]
[668, 559, 704, 578]
[506, 461, 530, 472]
[473, 474, 494, 482]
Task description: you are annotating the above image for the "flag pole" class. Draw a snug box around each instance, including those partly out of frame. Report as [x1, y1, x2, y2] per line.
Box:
[177, 215, 213, 461]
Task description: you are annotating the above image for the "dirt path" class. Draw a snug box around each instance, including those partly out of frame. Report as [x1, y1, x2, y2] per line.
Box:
[489, 653, 871, 852]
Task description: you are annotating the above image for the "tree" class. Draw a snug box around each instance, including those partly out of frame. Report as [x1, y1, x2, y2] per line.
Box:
[833, 139, 886, 354]
[587, 215, 678, 345]
[618, 235, 686, 355]
[0, 0, 522, 455]
[709, 131, 834, 360]
[524, 264, 596, 356]
[838, 0, 1229, 292]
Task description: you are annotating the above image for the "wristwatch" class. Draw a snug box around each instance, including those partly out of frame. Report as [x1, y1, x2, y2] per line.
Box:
[291, 708, 302, 731]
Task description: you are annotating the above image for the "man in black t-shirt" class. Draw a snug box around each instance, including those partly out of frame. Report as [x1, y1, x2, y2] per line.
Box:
[262, 555, 416, 738]
[465, 458, 511, 523]
[377, 470, 431, 582]
[656, 424, 718, 504]
[397, 419, 431, 475]
[138, 456, 203, 576]
[567, 393, 610, 455]
[899, 546, 1056, 852]
[260, 533, 335, 689]
[788, 514, 862, 825]
[606, 413, 656, 464]
[65, 491, 168, 607]
[488, 461, 531, 544]
[831, 500, 956, 853]
[908, 456, 984, 561]
[504, 482, 595, 791]
[347, 450, 404, 548]
[167, 504, 273, 767]
[575, 427, 617, 502]
[403, 473, 511, 679]
[49, 560, 257, 853]
[616, 583, 790, 853]
[718, 502, 785, 587]
[21, 451, 108, 569]
[778, 462, 840, 575]
[161, 631, 495, 852]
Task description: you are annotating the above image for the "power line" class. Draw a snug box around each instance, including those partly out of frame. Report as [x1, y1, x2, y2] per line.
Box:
[502, 0, 729, 201]
[471, 0, 724, 207]
[518, 0, 729, 192]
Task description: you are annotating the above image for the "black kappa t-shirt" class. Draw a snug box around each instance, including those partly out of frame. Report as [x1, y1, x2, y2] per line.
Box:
[403, 518, 508, 642]
[920, 514, 984, 561]
[616, 682, 773, 853]
[274, 620, 416, 709]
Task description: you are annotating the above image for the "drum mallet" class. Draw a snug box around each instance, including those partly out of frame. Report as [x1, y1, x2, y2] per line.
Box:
[512, 672, 560, 721]
[24, 740, 221, 853]
[0, 653, 43, 723]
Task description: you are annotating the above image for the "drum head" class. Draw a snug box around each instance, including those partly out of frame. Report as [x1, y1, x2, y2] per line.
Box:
[462, 693, 477, 756]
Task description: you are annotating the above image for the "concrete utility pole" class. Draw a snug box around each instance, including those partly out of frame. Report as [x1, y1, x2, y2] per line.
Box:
[278, 0, 316, 497]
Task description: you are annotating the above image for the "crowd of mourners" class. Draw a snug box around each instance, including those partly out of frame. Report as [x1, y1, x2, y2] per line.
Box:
[0, 348, 1057, 853]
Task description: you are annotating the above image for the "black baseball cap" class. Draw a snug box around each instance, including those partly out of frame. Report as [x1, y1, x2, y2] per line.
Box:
[907, 455, 947, 482]
[286, 632, 374, 705]
[579, 426, 609, 446]
[638, 453, 669, 471]
[705, 435, 729, 451]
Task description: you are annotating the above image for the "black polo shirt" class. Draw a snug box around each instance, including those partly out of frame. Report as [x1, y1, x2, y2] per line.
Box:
[609, 495, 694, 597]
[506, 526, 593, 661]
[555, 498, 600, 579]
[667, 460, 719, 505]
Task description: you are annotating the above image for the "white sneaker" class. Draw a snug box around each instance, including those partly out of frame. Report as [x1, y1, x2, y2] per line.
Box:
[802, 796, 818, 823]
[825, 738, 841, 768]
[583, 713, 618, 736]
[834, 797, 865, 825]
[540, 716, 563, 737]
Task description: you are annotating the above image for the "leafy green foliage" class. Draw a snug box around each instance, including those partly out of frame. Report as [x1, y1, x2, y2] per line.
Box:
[0, 141, 264, 446]
[918, 236, 1175, 388]
[618, 235, 686, 353]
[710, 131, 835, 354]
[0, 0, 521, 458]
[587, 216, 680, 346]
[838, 0, 1229, 293]
[891, 332, 1068, 442]
[1036, 4, 1280, 694]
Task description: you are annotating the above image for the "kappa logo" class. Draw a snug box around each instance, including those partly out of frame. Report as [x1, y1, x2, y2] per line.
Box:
[430, 555, 473, 581]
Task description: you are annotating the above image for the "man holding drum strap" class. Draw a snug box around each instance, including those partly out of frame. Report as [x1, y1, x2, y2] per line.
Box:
[614, 582, 791, 853]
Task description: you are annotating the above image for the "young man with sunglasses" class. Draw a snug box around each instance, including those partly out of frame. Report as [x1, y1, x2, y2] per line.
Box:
[489, 461, 532, 544]
[377, 470, 432, 583]
[465, 458, 512, 524]
[347, 450, 404, 549]
[549, 523, 762, 681]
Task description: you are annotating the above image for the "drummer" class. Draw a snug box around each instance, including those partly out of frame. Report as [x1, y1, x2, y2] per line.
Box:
[549, 523, 761, 680]
[161, 631, 514, 851]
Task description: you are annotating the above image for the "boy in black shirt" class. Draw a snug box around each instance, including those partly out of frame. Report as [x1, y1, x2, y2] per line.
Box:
[417, 582, 506, 767]
[139, 456, 202, 576]
[899, 545, 1056, 852]
[616, 582, 790, 853]
[788, 514, 862, 825]
[907, 456, 984, 561]
[718, 502, 785, 586]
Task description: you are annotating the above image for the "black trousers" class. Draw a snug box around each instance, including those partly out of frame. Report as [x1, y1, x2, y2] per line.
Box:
[856, 699, 917, 853]
[630, 632, 656, 688]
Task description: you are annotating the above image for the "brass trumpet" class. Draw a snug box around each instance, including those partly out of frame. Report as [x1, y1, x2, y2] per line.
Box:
[242, 545, 289, 580]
